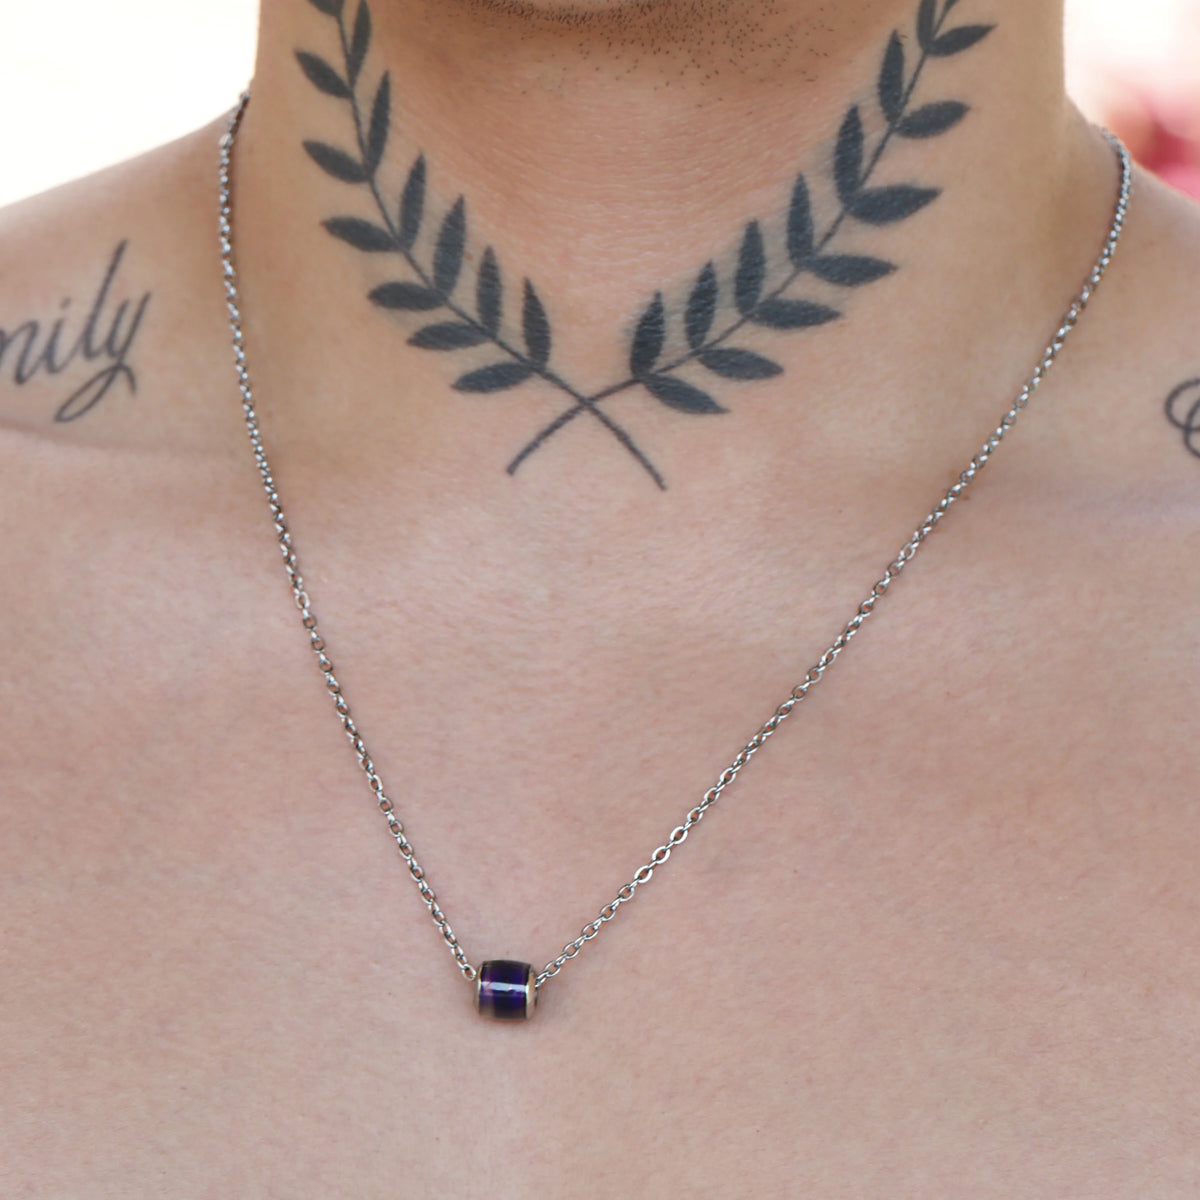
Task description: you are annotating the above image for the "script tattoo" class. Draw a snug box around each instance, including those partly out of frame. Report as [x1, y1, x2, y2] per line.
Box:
[298, 0, 993, 488]
[0, 242, 151, 422]
[1165, 378, 1200, 459]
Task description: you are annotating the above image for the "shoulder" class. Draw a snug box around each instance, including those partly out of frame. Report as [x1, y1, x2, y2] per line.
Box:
[0, 120, 259, 713]
[1046, 162, 1200, 518]
[1136, 177, 1200, 500]
[0, 119, 231, 449]
[1121, 167, 1200, 364]
[1111, 168, 1200, 403]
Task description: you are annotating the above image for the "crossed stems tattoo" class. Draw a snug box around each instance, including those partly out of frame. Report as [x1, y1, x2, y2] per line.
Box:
[298, 0, 993, 489]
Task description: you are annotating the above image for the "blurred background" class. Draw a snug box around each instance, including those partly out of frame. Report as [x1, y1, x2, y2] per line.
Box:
[1066, 0, 1200, 197]
[0, 0, 1198, 208]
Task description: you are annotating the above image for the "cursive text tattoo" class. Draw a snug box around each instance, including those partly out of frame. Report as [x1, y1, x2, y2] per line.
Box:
[1166, 378, 1200, 459]
[0, 241, 152, 423]
[298, 0, 993, 488]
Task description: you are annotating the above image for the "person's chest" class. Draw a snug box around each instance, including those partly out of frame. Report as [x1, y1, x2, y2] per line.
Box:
[3, 442, 1199, 1198]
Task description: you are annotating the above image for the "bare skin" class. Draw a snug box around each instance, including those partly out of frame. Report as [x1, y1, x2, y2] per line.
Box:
[2, 0, 1199, 1194]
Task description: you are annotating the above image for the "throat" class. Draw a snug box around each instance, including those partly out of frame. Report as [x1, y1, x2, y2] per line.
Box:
[237, 0, 1087, 500]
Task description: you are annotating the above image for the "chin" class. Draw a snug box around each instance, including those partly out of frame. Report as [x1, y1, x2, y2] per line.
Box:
[454, 0, 672, 20]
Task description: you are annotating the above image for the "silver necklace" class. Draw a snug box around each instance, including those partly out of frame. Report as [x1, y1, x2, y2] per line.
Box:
[218, 91, 1132, 1020]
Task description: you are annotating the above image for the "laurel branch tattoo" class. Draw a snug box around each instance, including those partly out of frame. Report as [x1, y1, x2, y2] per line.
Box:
[298, 0, 993, 489]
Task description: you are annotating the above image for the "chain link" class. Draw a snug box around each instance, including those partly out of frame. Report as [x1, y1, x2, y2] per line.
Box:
[219, 92, 1132, 993]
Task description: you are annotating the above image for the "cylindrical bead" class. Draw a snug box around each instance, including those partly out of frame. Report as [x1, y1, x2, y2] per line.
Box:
[475, 960, 537, 1021]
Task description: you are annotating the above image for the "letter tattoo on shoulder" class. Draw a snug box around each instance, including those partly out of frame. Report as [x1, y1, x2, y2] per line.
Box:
[297, 0, 993, 488]
[0, 241, 152, 422]
[1165, 378, 1200, 460]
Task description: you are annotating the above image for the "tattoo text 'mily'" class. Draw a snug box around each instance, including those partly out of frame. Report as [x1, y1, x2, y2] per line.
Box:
[0, 241, 151, 422]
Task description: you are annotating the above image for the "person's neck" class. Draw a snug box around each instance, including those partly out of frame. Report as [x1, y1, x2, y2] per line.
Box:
[230, 0, 1114, 509]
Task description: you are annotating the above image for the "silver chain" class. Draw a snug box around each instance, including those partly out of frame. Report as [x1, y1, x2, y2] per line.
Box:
[218, 91, 1132, 991]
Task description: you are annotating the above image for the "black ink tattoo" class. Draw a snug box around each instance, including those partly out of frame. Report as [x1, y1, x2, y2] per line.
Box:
[299, 0, 992, 487]
[0, 241, 151, 422]
[1166, 378, 1200, 458]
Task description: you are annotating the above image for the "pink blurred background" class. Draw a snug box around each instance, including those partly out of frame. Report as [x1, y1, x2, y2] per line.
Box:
[1065, 0, 1200, 198]
[0, 0, 1197, 208]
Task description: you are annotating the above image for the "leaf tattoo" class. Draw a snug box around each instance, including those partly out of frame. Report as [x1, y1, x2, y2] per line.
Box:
[879, 33, 906, 124]
[297, 0, 993, 489]
[296, 51, 351, 99]
[685, 264, 718, 350]
[735, 222, 768, 317]
[787, 176, 815, 267]
[522, 282, 552, 369]
[642, 375, 725, 415]
[397, 155, 426, 251]
[630, 293, 666, 378]
[408, 322, 488, 351]
[477, 248, 502, 337]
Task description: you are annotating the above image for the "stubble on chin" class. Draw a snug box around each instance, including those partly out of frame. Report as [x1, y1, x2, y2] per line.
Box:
[424, 0, 815, 78]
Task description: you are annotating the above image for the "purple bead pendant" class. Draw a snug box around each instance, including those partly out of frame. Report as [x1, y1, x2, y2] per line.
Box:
[475, 960, 537, 1021]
